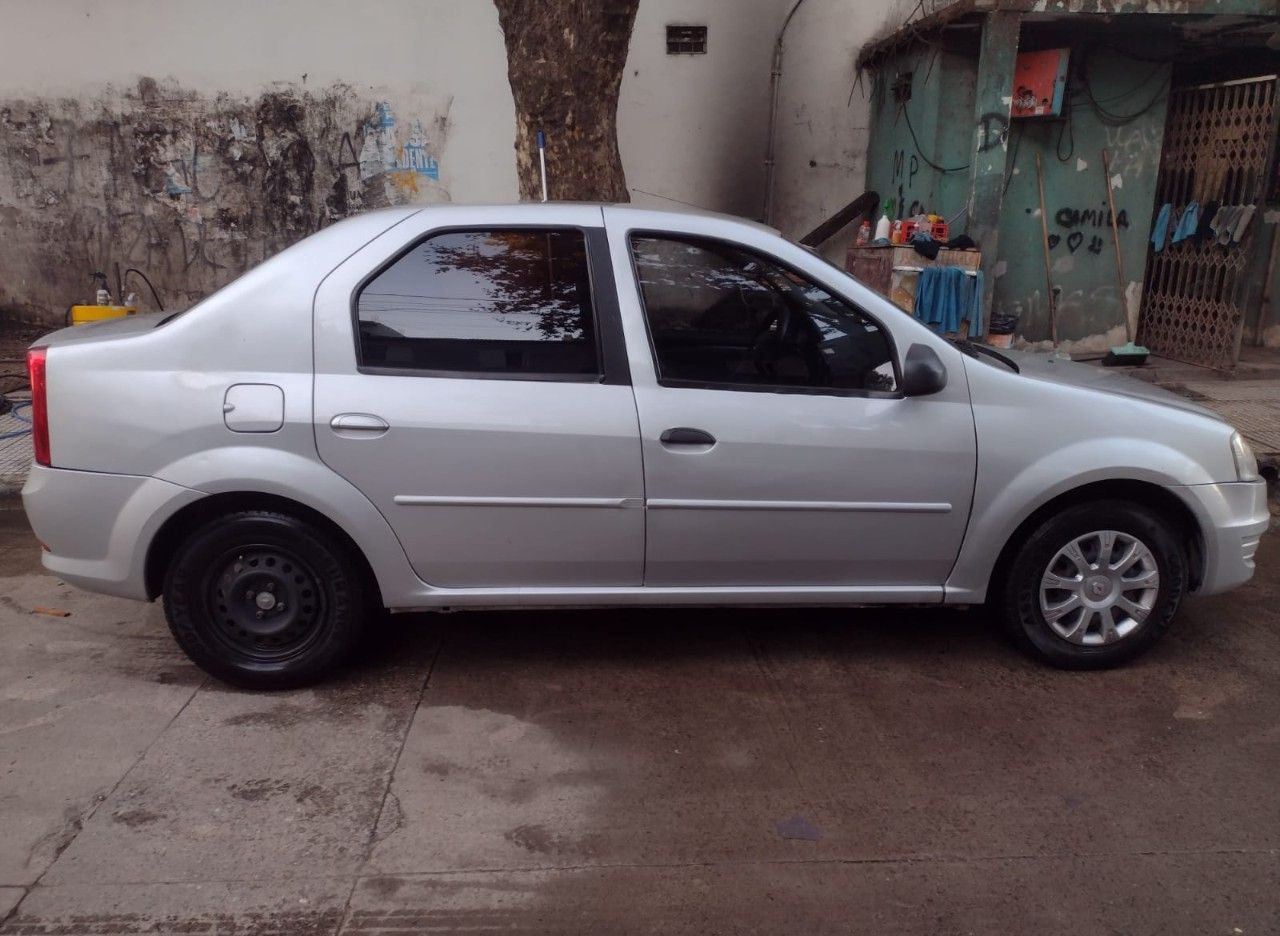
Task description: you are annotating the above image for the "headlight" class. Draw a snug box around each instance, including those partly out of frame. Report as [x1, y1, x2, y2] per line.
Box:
[1231, 432, 1260, 482]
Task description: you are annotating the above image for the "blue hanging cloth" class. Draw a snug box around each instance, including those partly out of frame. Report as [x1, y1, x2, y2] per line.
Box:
[1171, 201, 1199, 244]
[967, 270, 986, 337]
[1150, 203, 1172, 252]
[914, 267, 968, 335]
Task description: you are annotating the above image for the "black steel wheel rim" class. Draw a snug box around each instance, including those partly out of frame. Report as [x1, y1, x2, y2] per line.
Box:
[205, 544, 327, 663]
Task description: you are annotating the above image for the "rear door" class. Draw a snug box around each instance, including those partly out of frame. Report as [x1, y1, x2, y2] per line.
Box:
[313, 205, 644, 588]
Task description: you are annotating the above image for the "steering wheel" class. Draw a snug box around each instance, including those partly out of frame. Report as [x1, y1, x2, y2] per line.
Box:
[749, 300, 791, 377]
[750, 293, 832, 385]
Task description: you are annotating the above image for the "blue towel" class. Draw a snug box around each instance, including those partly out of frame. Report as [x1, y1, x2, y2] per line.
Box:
[1171, 201, 1199, 244]
[914, 266, 984, 336]
[968, 270, 986, 337]
[1151, 203, 1172, 252]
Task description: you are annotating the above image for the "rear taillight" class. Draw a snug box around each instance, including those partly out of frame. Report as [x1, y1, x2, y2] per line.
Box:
[27, 347, 50, 466]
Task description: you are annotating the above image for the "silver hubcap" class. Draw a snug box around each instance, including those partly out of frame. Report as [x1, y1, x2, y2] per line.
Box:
[1039, 530, 1160, 646]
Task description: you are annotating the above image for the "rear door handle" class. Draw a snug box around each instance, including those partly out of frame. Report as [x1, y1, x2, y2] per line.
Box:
[330, 413, 389, 436]
[660, 427, 716, 446]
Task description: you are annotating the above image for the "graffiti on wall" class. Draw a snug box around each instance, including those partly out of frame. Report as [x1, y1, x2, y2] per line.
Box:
[0, 79, 450, 324]
[1034, 201, 1132, 257]
[358, 101, 442, 194]
[1104, 122, 1161, 181]
[891, 148, 925, 217]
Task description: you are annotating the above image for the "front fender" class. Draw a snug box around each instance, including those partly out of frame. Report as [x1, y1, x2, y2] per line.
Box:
[945, 437, 1209, 603]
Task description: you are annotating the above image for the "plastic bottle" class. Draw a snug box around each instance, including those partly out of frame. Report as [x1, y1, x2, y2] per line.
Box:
[874, 210, 891, 244]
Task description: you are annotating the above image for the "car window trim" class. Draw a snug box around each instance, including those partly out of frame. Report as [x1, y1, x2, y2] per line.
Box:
[349, 224, 626, 385]
[624, 229, 904, 400]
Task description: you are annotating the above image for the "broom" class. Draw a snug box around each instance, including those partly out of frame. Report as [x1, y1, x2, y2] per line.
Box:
[1101, 148, 1149, 366]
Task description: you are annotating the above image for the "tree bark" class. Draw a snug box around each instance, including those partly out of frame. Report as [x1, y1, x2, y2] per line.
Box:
[493, 0, 639, 202]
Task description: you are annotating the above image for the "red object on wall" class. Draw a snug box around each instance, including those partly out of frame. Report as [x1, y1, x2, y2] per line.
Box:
[1011, 49, 1069, 119]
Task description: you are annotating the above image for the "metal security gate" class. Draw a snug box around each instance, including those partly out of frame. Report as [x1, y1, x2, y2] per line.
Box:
[1138, 76, 1278, 369]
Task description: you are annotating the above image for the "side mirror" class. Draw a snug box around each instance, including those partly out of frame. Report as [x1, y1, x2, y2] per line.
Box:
[901, 343, 948, 397]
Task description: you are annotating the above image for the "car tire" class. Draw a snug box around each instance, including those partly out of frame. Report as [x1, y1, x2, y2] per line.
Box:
[163, 510, 367, 689]
[999, 500, 1187, 669]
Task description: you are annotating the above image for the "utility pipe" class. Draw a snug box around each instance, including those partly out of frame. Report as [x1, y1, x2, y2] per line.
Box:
[537, 130, 548, 202]
[762, 0, 808, 225]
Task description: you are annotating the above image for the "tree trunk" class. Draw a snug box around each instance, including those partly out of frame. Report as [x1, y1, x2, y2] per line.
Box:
[493, 0, 639, 202]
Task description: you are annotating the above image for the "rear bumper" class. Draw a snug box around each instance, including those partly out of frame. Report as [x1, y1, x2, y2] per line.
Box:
[1174, 480, 1270, 596]
[21, 464, 203, 601]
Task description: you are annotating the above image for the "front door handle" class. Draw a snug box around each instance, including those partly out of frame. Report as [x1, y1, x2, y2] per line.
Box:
[660, 427, 716, 446]
[330, 413, 389, 436]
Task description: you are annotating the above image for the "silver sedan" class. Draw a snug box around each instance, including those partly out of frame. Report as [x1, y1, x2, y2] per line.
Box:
[21, 204, 1269, 687]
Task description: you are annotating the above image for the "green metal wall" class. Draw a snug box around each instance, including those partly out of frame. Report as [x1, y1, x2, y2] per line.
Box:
[865, 42, 1173, 347]
[865, 50, 974, 227]
[995, 47, 1171, 344]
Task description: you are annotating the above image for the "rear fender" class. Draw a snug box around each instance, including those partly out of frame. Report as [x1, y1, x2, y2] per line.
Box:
[153, 447, 425, 606]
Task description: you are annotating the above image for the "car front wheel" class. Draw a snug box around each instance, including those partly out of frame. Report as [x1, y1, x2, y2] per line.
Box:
[163, 510, 367, 689]
[999, 500, 1188, 669]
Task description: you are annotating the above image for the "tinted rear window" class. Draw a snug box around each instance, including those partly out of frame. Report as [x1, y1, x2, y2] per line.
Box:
[356, 228, 599, 377]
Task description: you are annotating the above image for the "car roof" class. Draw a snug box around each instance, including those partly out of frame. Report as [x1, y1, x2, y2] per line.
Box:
[390, 201, 780, 236]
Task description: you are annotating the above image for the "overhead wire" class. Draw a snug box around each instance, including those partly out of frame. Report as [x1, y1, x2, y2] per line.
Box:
[901, 103, 969, 174]
[1078, 45, 1171, 123]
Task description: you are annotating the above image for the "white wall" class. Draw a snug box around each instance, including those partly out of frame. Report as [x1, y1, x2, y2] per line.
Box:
[0, 0, 901, 215]
[0, 0, 901, 323]
[768, 0, 899, 243]
[0, 0, 520, 203]
[623, 0, 898, 235]
[621, 0, 790, 219]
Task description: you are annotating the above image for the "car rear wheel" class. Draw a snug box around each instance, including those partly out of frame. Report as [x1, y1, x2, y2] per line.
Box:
[999, 500, 1187, 669]
[163, 510, 367, 689]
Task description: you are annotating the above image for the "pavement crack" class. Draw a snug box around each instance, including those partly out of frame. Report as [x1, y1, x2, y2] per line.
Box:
[0, 886, 28, 930]
[372, 790, 406, 846]
[333, 633, 445, 935]
[22, 795, 102, 872]
[2, 675, 207, 926]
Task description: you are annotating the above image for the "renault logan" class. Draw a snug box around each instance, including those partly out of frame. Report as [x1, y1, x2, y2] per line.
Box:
[21, 204, 1269, 687]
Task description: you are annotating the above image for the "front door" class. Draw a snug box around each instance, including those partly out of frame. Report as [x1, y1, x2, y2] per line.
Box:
[313, 207, 643, 588]
[609, 221, 976, 590]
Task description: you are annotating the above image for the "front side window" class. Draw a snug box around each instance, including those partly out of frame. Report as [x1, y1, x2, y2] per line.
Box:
[357, 228, 598, 377]
[630, 235, 897, 393]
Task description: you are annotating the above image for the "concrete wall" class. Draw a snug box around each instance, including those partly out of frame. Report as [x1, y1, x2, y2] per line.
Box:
[0, 0, 899, 327]
[620, 0, 786, 220]
[766, 0, 900, 244]
[1257, 219, 1280, 347]
[0, 0, 516, 323]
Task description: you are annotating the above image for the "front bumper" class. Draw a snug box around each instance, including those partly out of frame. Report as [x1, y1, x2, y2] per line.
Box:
[1174, 480, 1270, 596]
[21, 464, 203, 601]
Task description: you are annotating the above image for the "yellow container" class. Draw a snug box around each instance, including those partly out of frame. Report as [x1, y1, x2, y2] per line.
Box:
[70, 304, 138, 325]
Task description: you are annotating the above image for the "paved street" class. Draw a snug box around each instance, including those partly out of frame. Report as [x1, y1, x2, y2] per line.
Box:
[1, 497, 1278, 935]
